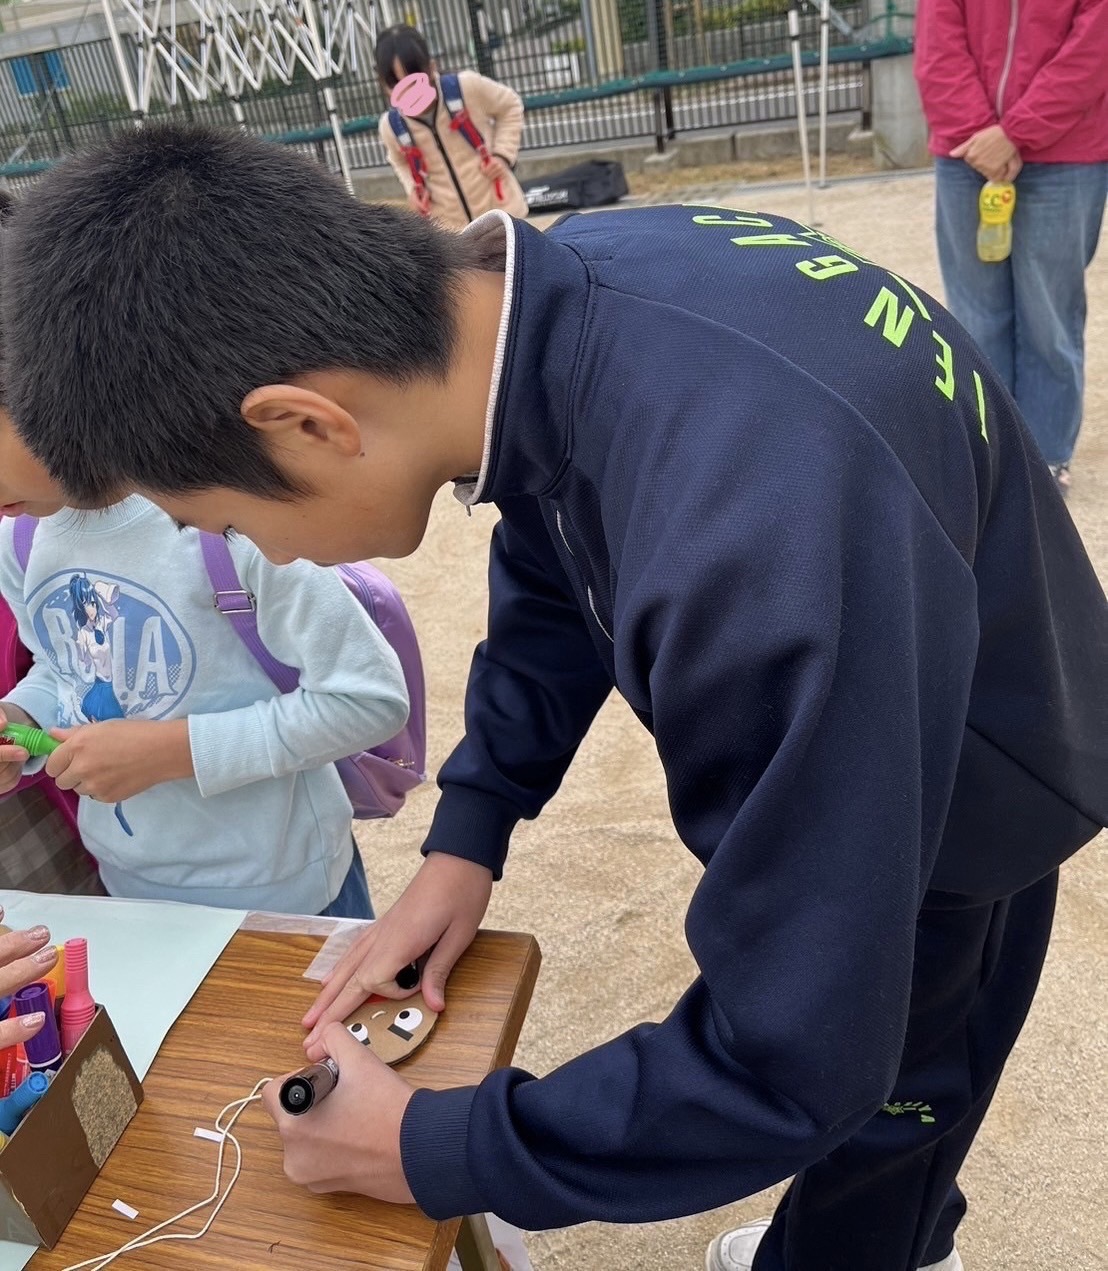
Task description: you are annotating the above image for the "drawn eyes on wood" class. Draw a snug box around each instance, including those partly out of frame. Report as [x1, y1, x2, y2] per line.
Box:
[342, 992, 438, 1065]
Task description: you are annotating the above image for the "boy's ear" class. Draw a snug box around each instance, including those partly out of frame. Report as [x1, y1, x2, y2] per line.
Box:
[240, 384, 363, 458]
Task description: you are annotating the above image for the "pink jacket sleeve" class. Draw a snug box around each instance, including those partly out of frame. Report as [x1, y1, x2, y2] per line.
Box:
[914, 0, 997, 144]
[1002, 0, 1108, 153]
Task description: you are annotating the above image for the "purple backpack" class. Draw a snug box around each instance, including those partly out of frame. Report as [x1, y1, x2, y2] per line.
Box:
[11, 517, 427, 820]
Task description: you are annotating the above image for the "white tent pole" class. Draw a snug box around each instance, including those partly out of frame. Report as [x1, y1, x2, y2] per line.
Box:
[817, 0, 830, 189]
[101, 0, 143, 118]
[301, 0, 355, 192]
[787, 0, 814, 223]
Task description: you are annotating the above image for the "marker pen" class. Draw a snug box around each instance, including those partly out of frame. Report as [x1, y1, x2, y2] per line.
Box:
[278, 1057, 339, 1115]
[0, 1048, 14, 1098]
[0, 728, 134, 835]
[60, 938, 96, 1055]
[0, 1071, 49, 1136]
[0, 724, 58, 756]
[14, 984, 62, 1074]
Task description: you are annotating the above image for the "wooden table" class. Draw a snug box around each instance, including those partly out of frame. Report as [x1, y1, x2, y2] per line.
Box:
[30, 925, 541, 1270]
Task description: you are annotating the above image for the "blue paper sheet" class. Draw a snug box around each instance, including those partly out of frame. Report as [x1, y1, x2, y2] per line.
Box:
[0, 892, 245, 1269]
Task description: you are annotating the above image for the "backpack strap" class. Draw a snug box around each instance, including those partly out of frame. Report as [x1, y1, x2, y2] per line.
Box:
[441, 72, 485, 154]
[438, 73, 504, 201]
[439, 72, 466, 122]
[387, 106, 416, 151]
[198, 532, 301, 694]
[12, 516, 36, 573]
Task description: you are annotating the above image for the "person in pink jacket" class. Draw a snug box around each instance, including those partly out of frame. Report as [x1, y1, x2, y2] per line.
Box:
[915, 0, 1108, 495]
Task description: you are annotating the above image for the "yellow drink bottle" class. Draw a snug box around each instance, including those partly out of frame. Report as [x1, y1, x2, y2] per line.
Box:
[977, 181, 1016, 262]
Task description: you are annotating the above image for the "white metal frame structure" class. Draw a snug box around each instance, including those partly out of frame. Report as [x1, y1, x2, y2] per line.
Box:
[100, 0, 382, 189]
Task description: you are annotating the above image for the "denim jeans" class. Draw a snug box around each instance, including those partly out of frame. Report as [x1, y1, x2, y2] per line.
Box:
[935, 158, 1107, 466]
[318, 842, 374, 919]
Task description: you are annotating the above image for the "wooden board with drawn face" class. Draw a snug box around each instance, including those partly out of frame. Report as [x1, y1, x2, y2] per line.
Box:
[342, 991, 439, 1066]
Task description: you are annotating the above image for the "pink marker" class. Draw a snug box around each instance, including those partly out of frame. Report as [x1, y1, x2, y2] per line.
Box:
[59, 938, 96, 1056]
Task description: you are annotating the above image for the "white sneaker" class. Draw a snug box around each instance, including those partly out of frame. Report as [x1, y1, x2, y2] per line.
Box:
[705, 1219, 772, 1271]
[704, 1218, 964, 1271]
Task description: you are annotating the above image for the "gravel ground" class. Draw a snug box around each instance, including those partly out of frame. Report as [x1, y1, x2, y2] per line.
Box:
[356, 169, 1107, 1271]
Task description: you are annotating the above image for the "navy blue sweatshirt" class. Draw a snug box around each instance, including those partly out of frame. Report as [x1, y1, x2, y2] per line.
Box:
[400, 206, 1108, 1229]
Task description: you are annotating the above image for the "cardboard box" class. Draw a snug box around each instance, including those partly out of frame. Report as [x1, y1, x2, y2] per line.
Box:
[0, 1007, 143, 1247]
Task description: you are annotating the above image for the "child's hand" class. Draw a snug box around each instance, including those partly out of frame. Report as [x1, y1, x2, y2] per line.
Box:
[408, 188, 431, 216]
[302, 851, 493, 1058]
[45, 718, 194, 803]
[0, 702, 35, 794]
[482, 154, 509, 181]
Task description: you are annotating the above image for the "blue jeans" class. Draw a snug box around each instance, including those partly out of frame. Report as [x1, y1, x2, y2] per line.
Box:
[318, 844, 374, 919]
[935, 158, 1107, 466]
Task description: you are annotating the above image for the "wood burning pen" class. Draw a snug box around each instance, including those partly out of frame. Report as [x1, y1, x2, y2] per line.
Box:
[279, 1057, 339, 1115]
[279, 954, 429, 1113]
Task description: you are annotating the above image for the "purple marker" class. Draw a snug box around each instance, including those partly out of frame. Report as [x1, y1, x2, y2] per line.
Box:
[14, 983, 62, 1074]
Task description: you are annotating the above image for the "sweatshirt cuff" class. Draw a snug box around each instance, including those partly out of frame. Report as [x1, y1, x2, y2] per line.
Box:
[422, 784, 521, 880]
[401, 1085, 485, 1220]
[4, 683, 58, 736]
[188, 707, 271, 797]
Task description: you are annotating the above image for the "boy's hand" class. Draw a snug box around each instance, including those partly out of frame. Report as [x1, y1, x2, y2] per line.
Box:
[302, 851, 493, 1059]
[262, 1022, 416, 1203]
[0, 703, 35, 794]
[46, 718, 194, 802]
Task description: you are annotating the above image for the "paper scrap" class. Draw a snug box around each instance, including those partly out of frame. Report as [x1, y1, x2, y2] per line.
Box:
[194, 1127, 225, 1143]
[302, 918, 374, 982]
[111, 1200, 138, 1221]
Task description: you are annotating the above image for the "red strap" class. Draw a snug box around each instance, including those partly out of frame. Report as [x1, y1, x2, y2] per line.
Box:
[449, 112, 505, 202]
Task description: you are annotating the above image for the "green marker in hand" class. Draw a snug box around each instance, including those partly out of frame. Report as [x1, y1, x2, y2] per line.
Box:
[1, 722, 133, 837]
[0, 723, 59, 757]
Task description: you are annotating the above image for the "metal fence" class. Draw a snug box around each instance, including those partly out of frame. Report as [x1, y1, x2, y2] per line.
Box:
[0, 0, 903, 181]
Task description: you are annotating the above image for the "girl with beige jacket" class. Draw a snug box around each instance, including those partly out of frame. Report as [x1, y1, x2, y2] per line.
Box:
[376, 25, 529, 230]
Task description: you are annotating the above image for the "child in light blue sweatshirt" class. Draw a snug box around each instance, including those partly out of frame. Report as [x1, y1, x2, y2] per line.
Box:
[0, 496, 409, 916]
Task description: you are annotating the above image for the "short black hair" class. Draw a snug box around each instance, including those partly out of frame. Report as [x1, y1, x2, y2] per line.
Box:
[1, 123, 479, 505]
[0, 187, 17, 409]
[375, 25, 433, 89]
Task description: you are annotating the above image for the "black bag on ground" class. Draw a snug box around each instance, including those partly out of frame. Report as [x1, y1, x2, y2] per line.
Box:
[521, 160, 629, 211]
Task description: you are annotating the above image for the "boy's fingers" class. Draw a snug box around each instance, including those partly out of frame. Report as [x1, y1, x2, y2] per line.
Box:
[422, 928, 469, 1013]
[302, 971, 356, 1031]
[302, 932, 380, 1027]
[319, 926, 379, 989]
[303, 971, 394, 1053]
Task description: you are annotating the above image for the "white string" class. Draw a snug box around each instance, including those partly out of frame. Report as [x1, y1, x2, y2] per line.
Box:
[61, 1078, 272, 1271]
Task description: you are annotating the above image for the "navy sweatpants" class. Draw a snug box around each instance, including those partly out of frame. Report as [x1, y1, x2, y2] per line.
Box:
[753, 869, 1059, 1271]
